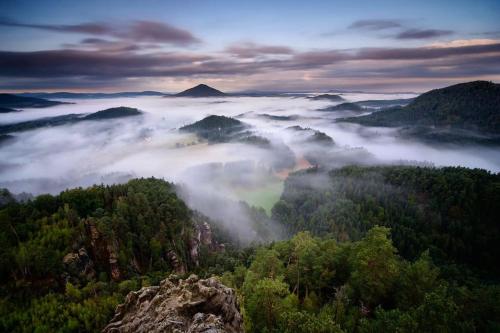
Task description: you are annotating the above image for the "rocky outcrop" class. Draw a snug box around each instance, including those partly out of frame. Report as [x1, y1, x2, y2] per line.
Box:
[85, 219, 122, 281]
[166, 250, 186, 275]
[189, 216, 226, 267]
[199, 222, 213, 246]
[189, 221, 213, 267]
[102, 274, 243, 333]
[62, 247, 95, 281]
[79, 214, 224, 281]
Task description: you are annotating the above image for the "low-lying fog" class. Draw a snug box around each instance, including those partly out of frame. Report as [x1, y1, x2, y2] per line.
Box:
[1, 93, 499, 242]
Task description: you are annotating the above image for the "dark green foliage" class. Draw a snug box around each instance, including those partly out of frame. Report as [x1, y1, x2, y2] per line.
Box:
[319, 102, 364, 112]
[0, 107, 143, 134]
[356, 98, 414, 108]
[237, 134, 271, 147]
[258, 114, 299, 121]
[180, 115, 248, 142]
[0, 178, 234, 333]
[0, 188, 16, 207]
[308, 94, 344, 102]
[1, 165, 499, 332]
[273, 165, 500, 279]
[308, 131, 334, 145]
[287, 126, 335, 145]
[0, 114, 83, 134]
[180, 115, 243, 131]
[1, 178, 192, 282]
[319, 98, 413, 112]
[82, 107, 142, 120]
[180, 116, 296, 169]
[0, 93, 67, 108]
[340, 81, 500, 134]
[225, 227, 499, 332]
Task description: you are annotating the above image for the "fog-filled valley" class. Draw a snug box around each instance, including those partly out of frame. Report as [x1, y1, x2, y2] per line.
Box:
[3, 0, 500, 330]
[3, 78, 500, 333]
[2, 91, 500, 245]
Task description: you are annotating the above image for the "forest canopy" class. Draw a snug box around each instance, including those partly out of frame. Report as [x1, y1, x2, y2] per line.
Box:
[0, 165, 499, 332]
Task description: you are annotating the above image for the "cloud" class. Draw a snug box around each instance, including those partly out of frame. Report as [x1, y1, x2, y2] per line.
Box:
[0, 40, 499, 90]
[284, 42, 500, 67]
[347, 19, 454, 40]
[471, 30, 500, 38]
[348, 19, 402, 30]
[225, 42, 294, 58]
[0, 18, 200, 45]
[317, 54, 500, 79]
[428, 39, 500, 48]
[81, 38, 111, 44]
[119, 20, 201, 44]
[395, 28, 454, 39]
[353, 42, 500, 60]
[63, 38, 142, 52]
[0, 17, 111, 34]
[0, 49, 213, 79]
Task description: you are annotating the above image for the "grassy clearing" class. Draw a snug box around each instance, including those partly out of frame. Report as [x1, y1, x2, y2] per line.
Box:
[234, 180, 284, 215]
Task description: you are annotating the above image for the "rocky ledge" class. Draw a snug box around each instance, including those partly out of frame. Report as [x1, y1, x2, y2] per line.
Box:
[103, 274, 243, 333]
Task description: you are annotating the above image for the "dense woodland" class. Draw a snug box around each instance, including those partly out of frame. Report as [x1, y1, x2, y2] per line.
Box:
[0, 107, 142, 135]
[340, 81, 500, 135]
[180, 115, 249, 142]
[272, 166, 500, 279]
[0, 165, 499, 332]
[0, 179, 240, 332]
[224, 228, 500, 332]
[0, 94, 66, 109]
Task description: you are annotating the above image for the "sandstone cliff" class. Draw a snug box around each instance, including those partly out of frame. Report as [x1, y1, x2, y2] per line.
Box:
[103, 274, 243, 333]
[62, 214, 224, 283]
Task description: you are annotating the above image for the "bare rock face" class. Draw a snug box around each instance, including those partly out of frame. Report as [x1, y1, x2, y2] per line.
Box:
[199, 222, 213, 246]
[189, 216, 225, 267]
[102, 274, 243, 333]
[62, 247, 95, 281]
[85, 219, 122, 281]
[166, 250, 187, 275]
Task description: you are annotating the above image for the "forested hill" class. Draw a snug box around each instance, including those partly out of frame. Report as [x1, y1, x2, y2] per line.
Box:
[339, 81, 500, 133]
[0, 107, 142, 135]
[272, 165, 500, 279]
[175, 84, 225, 97]
[180, 115, 248, 142]
[1, 168, 500, 332]
[0, 178, 236, 332]
[0, 93, 68, 109]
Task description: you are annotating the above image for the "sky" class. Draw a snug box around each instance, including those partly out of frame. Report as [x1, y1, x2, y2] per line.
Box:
[0, 0, 499, 92]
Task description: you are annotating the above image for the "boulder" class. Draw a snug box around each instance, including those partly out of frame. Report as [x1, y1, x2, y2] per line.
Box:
[103, 274, 243, 333]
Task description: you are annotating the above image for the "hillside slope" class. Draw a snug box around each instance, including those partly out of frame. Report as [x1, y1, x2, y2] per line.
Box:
[175, 84, 225, 97]
[0, 107, 142, 134]
[180, 115, 248, 142]
[0, 94, 67, 108]
[0, 178, 230, 332]
[272, 165, 500, 278]
[339, 81, 500, 134]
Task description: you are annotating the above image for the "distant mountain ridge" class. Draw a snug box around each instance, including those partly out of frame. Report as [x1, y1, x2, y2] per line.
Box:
[339, 81, 500, 134]
[175, 84, 225, 97]
[0, 94, 68, 109]
[318, 99, 414, 112]
[17, 91, 167, 99]
[308, 94, 344, 102]
[0, 107, 142, 135]
[0, 107, 17, 113]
